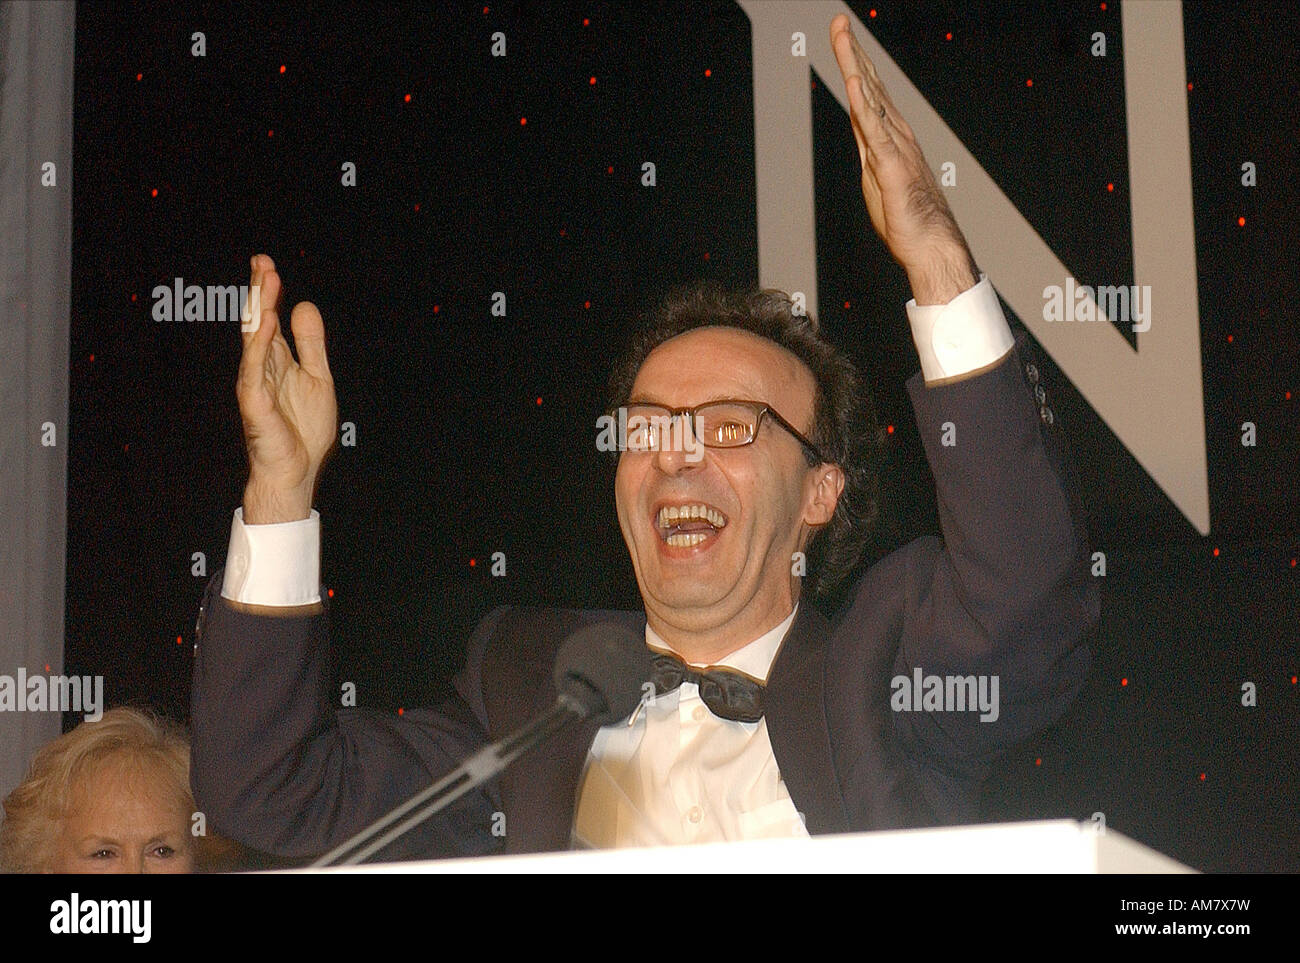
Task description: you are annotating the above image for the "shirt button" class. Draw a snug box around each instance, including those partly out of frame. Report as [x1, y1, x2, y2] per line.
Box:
[687, 806, 703, 824]
[1034, 383, 1047, 405]
[1040, 405, 1055, 425]
[1025, 363, 1039, 384]
[692, 705, 706, 722]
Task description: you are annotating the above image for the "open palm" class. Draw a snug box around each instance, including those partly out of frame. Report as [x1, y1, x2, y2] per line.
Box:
[237, 254, 338, 522]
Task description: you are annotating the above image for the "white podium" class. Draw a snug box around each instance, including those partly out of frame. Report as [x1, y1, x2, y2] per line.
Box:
[302, 820, 1193, 873]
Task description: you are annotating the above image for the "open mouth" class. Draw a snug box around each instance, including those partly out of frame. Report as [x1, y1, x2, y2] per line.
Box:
[655, 502, 728, 547]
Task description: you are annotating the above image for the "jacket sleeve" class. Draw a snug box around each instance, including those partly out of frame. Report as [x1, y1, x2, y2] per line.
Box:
[844, 329, 1098, 816]
[189, 572, 506, 862]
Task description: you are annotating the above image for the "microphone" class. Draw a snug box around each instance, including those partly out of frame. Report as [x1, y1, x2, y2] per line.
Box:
[553, 621, 651, 724]
[312, 620, 651, 867]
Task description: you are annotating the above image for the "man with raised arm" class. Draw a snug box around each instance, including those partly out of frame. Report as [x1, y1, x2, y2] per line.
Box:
[191, 16, 1096, 859]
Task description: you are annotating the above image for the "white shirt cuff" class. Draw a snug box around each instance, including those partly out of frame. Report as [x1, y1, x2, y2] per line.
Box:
[220, 507, 322, 606]
[906, 274, 1016, 382]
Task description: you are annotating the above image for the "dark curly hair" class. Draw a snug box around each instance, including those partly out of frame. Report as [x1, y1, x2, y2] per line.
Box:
[607, 281, 886, 601]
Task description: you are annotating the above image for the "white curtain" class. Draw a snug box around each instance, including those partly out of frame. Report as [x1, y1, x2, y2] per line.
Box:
[0, 0, 75, 800]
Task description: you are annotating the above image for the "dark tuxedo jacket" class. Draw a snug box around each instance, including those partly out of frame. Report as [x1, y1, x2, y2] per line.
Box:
[190, 330, 1098, 861]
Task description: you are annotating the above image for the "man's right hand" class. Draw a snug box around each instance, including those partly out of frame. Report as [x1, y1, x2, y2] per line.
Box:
[238, 253, 338, 524]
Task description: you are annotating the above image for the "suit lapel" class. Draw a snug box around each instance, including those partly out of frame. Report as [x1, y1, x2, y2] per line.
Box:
[481, 608, 642, 854]
[764, 604, 850, 835]
[501, 680, 603, 854]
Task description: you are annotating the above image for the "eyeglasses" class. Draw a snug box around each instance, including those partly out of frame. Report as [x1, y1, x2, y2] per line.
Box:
[617, 399, 828, 464]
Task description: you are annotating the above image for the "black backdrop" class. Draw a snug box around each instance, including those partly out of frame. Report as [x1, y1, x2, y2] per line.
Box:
[66, 0, 1298, 871]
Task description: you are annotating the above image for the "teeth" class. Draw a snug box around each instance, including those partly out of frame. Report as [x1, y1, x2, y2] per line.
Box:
[656, 504, 727, 530]
[666, 532, 708, 547]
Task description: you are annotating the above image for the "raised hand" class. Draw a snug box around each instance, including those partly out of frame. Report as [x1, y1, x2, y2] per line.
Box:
[237, 254, 338, 523]
[829, 14, 978, 304]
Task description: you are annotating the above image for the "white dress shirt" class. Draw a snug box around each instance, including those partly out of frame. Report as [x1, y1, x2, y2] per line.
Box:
[572, 608, 804, 847]
[217, 276, 1014, 845]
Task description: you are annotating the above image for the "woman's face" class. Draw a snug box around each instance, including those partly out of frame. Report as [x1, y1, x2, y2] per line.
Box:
[49, 758, 194, 873]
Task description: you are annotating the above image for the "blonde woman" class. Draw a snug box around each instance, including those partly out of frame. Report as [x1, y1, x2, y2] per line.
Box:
[1, 707, 202, 873]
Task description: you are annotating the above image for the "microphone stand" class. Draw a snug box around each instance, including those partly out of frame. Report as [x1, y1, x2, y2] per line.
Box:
[310, 692, 589, 867]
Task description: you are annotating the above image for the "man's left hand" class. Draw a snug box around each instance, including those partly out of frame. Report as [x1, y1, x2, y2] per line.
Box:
[830, 13, 978, 305]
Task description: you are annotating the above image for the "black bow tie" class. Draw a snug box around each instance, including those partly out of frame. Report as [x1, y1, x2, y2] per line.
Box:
[650, 651, 766, 723]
